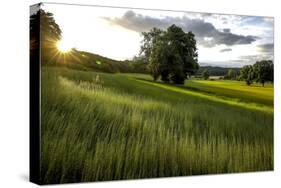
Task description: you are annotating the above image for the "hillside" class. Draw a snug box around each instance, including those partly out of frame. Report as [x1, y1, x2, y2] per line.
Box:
[41, 66, 273, 183]
[43, 48, 242, 77]
[43, 49, 149, 74]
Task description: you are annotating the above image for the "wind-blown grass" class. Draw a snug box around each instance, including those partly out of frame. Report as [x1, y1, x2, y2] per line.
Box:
[41, 67, 273, 184]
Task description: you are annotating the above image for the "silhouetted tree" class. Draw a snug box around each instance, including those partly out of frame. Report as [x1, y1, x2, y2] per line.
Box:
[30, 8, 62, 63]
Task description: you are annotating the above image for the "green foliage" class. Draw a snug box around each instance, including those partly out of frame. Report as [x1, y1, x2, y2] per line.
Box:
[253, 60, 274, 87]
[42, 49, 149, 74]
[202, 69, 210, 80]
[96, 60, 102, 65]
[224, 69, 237, 80]
[41, 67, 273, 184]
[140, 25, 199, 84]
[240, 65, 255, 85]
[197, 66, 240, 77]
[80, 51, 149, 74]
[240, 60, 273, 86]
[140, 28, 163, 64]
[148, 38, 167, 81]
[185, 80, 273, 106]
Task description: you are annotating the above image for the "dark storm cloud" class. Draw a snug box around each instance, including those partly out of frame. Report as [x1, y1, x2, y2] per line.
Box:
[257, 43, 274, 53]
[104, 11, 259, 47]
[220, 48, 232, 52]
[223, 28, 231, 33]
[103, 10, 168, 33]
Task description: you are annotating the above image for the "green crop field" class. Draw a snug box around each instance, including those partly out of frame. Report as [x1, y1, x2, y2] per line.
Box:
[41, 66, 273, 184]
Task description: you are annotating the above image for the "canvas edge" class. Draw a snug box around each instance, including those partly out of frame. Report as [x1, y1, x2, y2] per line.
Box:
[29, 2, 42, 185]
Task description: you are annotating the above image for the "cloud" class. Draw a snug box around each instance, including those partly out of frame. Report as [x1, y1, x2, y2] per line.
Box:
[257, 43, 273, 53]
[223, 28, 230, 33]
[104, 11, 259, 47]
[221, 17, 228, 24]
[103, 11, 167, 33]
[240, 16, 273, 27]
[236, 54, 273, 64]
[220, 48, 232, 52]
[263, 17, 274, 24]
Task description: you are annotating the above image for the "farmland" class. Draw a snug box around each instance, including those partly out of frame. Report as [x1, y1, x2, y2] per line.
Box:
[41, 66, 273, 184]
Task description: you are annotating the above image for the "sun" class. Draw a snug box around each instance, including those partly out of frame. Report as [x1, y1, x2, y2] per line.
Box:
[56, 39, 72, 53]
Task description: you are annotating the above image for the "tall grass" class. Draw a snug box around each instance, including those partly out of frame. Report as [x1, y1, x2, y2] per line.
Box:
[41, 67, 273, 184]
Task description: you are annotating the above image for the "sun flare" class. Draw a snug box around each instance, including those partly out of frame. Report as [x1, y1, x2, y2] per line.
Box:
[56, 40, 72, 53]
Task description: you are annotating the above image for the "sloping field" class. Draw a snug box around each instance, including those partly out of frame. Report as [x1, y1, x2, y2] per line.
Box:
[41, 67, 273, 184]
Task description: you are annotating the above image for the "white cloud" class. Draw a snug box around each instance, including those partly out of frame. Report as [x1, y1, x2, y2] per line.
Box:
[41, 3, 274, 67]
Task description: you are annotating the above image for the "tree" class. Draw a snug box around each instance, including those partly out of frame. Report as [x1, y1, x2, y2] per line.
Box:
[253, 60, 274, 87]
[202, 69, 210, 80]
[30, 8, 62, 63]
[140, 28, 164, 64]
[30, 8, 62, 45]
[148, 39, 168, 81]
[140, 28, 164, 80]
[225, 69, 237, 80]
[240, 65, 255, 85]
[165, 25, 199, 81]
[140, 24, 199, 84]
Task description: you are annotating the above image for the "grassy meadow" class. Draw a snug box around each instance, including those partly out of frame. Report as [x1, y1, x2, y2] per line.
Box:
[41, 66, 273, 184]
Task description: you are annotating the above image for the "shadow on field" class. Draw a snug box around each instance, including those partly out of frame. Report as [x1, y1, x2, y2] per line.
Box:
[135, 78, 223, 96]
[134, 78, 273, 108]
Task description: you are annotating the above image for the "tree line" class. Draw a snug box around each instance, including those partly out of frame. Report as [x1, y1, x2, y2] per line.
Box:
[240, 60, 273, 86]
[201, 60, 273, 86]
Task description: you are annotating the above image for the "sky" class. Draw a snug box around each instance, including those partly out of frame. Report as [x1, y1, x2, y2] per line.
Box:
[40, 3, 274, 67]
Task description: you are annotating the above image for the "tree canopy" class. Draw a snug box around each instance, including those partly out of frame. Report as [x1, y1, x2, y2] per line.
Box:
[240, 65, 255, 85]
[140, 24, 199, 84]
[253, 60, 273, 86]
[224, 69, 237, 80]
[30, 8, 62, 64]
[202, 69, 210, 80]
[240, 60, 273, 86]
[30, 9, 62, 47]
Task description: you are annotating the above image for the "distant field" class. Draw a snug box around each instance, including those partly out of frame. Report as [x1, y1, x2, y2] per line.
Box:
[184, 80, 273, 106]
[41, 67, 273, 184]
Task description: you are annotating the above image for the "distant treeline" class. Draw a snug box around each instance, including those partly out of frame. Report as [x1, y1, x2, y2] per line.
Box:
[198, 61, 273, 86]
[44, 48, 244, 77]
[197, 66, 240, 76]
